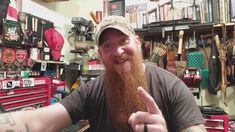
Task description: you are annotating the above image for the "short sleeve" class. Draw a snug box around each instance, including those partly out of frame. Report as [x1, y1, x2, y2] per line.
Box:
[59, 85, 87, 124]
[170, 80, 204, 130]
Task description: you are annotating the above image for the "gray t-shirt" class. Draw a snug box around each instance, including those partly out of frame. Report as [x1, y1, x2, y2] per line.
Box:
[60, 63, 204, 132]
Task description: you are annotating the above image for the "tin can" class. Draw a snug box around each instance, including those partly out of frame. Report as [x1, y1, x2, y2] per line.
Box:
[96, 11, 102, 22]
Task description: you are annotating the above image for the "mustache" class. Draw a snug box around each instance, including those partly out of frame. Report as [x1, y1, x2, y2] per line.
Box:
[115, 53, 129, 60]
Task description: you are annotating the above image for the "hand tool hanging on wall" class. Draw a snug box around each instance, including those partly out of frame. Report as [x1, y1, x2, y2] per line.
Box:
[30, 16, 38, 46]
[189, 28, 197, 49]
[232, 24, 235, 82]
[18, 12, 28, 42]
[37, 20, 46, 48]
[169, 0, 174, 21]
[90, 11, 100, 24]
[200, 34, 211, 64]
[230, 24, 235, 84]
[219, 24, 228, 106]
[166, 33, 177, 75]
[192, 0, 197, 20]
[176, 30, 187, 77]
[226, 41, 234, 84]
[208, 28, 220, 94]
[177, 30, 184, 61]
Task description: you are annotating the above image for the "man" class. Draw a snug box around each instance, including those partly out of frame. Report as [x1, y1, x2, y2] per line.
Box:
[0, 16, 206, 132]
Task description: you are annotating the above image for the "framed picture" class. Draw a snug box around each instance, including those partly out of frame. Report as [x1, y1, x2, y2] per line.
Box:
[109, 0, 125, 16]
[230, 0, 235, 22]
[2, 19, 22, 46]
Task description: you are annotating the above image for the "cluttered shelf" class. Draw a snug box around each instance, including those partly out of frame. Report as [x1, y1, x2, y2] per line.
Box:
[133, 16, 235, 102]
[65, 62, 104, 76]
[135, 22, 235, 36]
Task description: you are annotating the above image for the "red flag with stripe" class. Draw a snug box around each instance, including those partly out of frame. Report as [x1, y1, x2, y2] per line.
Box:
[6, 0, 18, 21]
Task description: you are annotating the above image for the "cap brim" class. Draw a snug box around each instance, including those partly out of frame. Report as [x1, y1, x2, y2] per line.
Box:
[96, 26, 133, 46]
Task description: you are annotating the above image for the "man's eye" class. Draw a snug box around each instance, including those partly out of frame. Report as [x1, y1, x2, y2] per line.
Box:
[103, 43, 113, 50]
[120, 38, 130, 45]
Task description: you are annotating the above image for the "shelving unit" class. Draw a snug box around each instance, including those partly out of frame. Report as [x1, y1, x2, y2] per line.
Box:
[135, 20, 235, 101]
[34, 60, 64, 65]
[135, 22, 235, 39]
[34, 60, 65, 79]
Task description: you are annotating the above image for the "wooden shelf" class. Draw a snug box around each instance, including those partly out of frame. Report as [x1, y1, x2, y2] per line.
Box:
[135, 22, 235, 37]
[34, 60, 64, 65]
[213, 23, 235, 27]
[42, 0, 69, 2]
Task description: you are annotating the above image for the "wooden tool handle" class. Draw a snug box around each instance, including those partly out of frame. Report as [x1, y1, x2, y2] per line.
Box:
[177, 30, 184, 55]
[35, 18, 38, 32]
[221, 57, 227, 106]
[90, 11, 99, 24]
[25, 16, 28, 30]
[219, 34, 228, 106]
[32, 17, 35, 31]
[220, 50, 227, 86]
[169, 0, 174, 21]
[214, 35, 221, 52]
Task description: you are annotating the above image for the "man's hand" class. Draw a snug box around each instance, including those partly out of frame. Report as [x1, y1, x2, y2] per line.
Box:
[128, 86, 167, 132]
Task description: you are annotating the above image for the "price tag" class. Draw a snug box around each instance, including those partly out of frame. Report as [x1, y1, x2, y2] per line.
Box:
[3, 80, 14, 89]
[41, 61, 47, 71]
[22, 78, 35, 87]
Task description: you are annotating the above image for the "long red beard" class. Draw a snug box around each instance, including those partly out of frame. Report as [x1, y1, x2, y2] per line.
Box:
[104, 49, 148, 131]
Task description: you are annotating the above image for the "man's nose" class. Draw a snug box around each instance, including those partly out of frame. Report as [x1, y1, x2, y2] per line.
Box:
[113, 46, 124, 56]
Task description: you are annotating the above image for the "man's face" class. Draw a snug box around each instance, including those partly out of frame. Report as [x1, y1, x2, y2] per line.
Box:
[98, 28, 142, 74]
[98, 28, 148, 131]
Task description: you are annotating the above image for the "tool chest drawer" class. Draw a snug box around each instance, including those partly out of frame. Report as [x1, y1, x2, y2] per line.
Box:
[0, 77, 51, 112]
[204, 114, 229, 132]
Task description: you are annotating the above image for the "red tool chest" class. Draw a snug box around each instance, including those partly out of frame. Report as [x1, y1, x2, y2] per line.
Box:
[204, 114, 229, 132]
[0, 77, 51, 112]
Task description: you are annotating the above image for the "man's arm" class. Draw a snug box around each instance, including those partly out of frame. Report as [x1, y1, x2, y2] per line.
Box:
[180, 124, 207, 132]
[0, 103, 72, 132]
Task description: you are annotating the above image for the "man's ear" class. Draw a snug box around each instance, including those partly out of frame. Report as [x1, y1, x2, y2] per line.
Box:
[98, 48, 103, 58]
[135, 35, 141, 47]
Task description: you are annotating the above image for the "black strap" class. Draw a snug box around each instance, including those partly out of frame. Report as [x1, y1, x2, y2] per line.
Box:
[144, 123, 148, 132]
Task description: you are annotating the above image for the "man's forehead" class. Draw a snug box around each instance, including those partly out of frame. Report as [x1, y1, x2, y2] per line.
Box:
[99, 28, 129, 45]
[101, 28, 124, 35]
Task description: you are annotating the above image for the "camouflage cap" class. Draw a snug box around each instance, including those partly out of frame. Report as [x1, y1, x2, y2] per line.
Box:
[94, 15, 135, 46]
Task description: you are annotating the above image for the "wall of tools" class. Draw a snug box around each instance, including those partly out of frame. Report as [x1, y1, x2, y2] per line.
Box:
[0, 12, 56, 77]
[127, 0, 235, 116]
[0, 9, 66, 110]
[136, 22, 235, 131]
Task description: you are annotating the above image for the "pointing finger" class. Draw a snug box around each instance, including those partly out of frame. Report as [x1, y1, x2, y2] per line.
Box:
[138, 86, 162, 115]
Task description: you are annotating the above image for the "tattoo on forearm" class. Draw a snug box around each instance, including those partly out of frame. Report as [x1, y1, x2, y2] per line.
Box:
[198, 124, 207, 132]
[5, 130, 15, 132]
[0, 113, 16, 126]
[0, 114, 30, 132]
